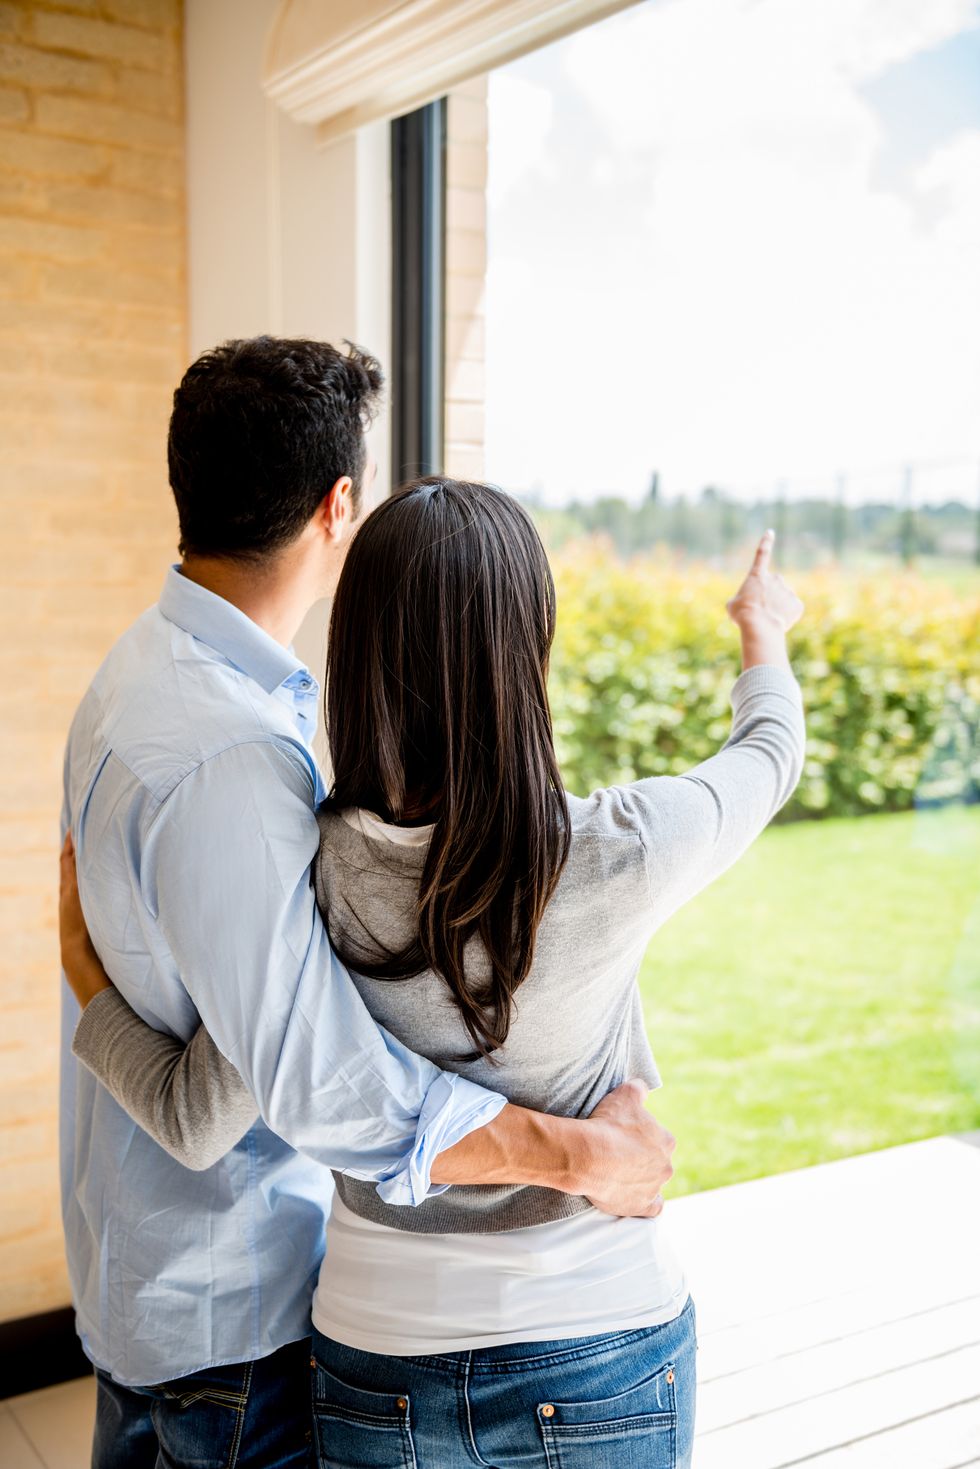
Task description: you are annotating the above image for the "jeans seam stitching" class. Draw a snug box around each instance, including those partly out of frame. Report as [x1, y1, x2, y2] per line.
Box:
[225, 1361, 252, 1468]
[403, 1399, 419, 1469]
[473, 1327, 675, 1375]
[462, 1353, 491, 1468]
[176, 1389, 248, 1407]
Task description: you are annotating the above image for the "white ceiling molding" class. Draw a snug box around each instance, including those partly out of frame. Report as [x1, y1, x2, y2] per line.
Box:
[263, 0, 642, 143]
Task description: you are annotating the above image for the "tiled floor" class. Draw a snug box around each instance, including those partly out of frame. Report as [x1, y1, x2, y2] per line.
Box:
[0, 1377, 95, 1469]
[3, 1133, 979, 1468]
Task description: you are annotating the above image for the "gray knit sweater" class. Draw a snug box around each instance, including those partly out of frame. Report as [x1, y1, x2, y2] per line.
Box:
[73, 662, 805, 1233]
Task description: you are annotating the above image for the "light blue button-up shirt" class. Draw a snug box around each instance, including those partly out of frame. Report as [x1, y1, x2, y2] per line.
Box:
[60, 568, 505, 1386]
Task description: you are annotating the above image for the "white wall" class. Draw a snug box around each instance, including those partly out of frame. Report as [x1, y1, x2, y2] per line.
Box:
[183, 0, 391, 687]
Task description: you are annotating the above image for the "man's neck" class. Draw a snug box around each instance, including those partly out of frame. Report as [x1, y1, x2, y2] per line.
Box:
[179, 553, 315, 648]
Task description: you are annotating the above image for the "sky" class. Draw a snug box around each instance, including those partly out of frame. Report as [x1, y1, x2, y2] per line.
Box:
[483, 0, 980, 506]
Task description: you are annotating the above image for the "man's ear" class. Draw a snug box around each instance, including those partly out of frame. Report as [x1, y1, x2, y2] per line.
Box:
[318, 476, 354, 543]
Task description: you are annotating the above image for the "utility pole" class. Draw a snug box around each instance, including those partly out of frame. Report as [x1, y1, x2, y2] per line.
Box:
[672, 493, 690, 554]
[900, 463, 916, 567]
[720, 492, 738, 557]
[774, 479, 788, 555]
[832, 471, 846, 562]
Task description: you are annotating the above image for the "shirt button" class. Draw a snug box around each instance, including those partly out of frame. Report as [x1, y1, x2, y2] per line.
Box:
[541, 1404, 555, 1418]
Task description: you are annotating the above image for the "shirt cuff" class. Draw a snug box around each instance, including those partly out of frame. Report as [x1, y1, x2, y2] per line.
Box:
[374, 1073, 508, 1207]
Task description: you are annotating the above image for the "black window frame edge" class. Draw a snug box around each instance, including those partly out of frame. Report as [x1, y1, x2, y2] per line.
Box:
[390, 98, 447, 487]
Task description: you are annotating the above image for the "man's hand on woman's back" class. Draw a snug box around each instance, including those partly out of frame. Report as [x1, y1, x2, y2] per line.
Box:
[582, 1078, 675, 1219]
[430, 1077, 676, 1219]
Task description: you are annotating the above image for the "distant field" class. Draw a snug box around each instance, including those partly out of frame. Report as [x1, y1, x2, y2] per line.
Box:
[638, 804, 980, 1196]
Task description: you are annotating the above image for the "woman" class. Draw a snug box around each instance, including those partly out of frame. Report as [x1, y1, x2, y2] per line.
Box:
[60, 479, 805, 1469]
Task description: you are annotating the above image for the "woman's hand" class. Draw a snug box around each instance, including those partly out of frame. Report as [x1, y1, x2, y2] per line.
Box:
[59, 833, 114, 1008]
[726, 529, 804, 669]
[726, 528, 804, 632]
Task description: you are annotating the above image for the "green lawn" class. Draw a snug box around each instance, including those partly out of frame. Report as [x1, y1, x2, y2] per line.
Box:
[639, 803, 980, 1196]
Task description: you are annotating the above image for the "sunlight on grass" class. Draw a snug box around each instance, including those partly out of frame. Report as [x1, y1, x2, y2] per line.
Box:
[640, 804, 980, 1196]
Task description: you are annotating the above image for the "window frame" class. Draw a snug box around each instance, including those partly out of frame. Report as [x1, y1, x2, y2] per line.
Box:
[390, 99, 448, 487]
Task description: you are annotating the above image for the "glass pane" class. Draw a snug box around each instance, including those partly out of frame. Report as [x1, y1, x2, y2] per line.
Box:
[444, 1, 980, 1197]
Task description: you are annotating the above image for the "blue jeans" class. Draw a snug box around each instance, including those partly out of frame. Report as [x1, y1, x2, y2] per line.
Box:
[311, 1295, 697, 1469]
[92, 1336, 313, 1469]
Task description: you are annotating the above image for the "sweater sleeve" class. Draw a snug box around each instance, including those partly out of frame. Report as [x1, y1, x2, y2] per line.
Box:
[621, 662, 806, 922]
[71, 988, 259, 1171]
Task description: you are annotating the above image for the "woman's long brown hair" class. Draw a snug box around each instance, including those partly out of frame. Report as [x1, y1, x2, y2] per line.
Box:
[325, 478, 571, 1058]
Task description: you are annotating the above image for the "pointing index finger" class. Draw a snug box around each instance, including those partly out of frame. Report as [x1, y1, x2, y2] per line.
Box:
[752, 528, 776, 573]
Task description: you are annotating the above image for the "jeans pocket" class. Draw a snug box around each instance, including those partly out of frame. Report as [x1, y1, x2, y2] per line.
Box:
[140, 1366, 253, 1469]
[148, 1365, 250, 1414]
[537, 1358, 677, 1469]
[311, 1356, 416, 1469]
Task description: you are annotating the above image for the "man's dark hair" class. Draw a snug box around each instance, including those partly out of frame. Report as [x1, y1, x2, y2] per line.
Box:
[167, 336, 383, 560]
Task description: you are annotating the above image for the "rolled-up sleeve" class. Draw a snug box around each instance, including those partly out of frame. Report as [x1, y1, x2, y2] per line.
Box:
[143, 737, 505, 1203]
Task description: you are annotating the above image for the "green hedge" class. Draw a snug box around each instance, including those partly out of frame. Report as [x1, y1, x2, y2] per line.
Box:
[547, 545, 980, 819]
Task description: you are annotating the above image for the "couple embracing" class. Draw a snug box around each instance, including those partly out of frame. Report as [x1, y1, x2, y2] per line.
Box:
[58, 336, 805, 1468]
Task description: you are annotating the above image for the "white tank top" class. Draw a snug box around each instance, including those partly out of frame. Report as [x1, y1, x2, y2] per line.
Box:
[312, 1191, 689, 1356]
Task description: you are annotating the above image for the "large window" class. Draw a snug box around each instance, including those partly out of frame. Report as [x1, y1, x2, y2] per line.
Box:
[434, 0, 980, 1198]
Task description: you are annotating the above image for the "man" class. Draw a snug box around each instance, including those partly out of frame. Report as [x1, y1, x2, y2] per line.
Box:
[61, 337, 676, 1468]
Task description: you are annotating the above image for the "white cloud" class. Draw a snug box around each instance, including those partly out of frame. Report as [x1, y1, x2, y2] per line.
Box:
[484, 0, 980, 504]
[916, 129, 980, 241]
[824, 0, 980, 81]
[486, 72, 555, 209]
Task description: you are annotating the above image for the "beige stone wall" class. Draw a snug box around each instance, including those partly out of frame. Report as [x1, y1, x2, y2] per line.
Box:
[444, 77, 487, 482]
[0, 0, 186, 1324]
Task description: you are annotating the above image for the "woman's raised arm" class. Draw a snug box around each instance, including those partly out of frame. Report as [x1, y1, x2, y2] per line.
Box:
[613, 530, 806, 924]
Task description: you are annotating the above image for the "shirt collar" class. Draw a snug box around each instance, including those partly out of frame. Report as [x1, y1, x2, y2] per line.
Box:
[159, 565, 313, 695]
